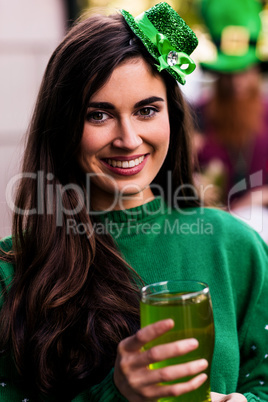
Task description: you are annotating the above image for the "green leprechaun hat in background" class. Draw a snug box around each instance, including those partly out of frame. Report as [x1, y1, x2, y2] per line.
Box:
[199, 0, 263, 72]
[121, 2, 198, 85]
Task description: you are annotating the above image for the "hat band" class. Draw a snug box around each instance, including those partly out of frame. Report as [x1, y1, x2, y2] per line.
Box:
[134, 12, 196, 82]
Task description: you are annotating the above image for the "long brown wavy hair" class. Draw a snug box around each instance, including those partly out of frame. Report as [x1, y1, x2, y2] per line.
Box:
[0, 12, 197, 401]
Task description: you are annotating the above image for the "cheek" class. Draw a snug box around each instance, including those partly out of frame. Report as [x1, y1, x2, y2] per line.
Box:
[80, 123, 114, 156]
[77, 130, 96, 170]
[156, 118, 170, 153]
[79, 128, 102, 157]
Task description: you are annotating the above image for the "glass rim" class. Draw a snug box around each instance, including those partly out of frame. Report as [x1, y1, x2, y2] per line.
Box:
[140, 280, 210, 302]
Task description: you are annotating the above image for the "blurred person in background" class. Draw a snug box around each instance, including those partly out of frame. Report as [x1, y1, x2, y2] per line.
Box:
[193, 0, 268, 238]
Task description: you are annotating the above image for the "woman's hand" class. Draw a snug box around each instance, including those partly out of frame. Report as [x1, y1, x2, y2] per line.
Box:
[211, 392, 247, 401]
[114, 319, 208, 402]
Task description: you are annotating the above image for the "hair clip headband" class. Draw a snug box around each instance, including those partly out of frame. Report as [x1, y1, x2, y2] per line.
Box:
[121, 2, 198, 85]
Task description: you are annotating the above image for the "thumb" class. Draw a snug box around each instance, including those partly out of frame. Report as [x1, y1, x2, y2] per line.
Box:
[210, 392, 226, 402]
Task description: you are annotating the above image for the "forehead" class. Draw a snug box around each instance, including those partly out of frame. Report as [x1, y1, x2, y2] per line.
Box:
[89, 57, 167, 103]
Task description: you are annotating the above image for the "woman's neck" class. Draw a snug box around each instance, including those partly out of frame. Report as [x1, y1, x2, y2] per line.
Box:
[90, 186, 155, 212]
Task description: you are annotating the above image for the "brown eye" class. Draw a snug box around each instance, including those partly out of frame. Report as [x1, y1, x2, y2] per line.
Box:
[140, 108, 151, 116]
[137, 107, 158, 118]
[92, 112, 105, 120]
[86, 111, 109, 123]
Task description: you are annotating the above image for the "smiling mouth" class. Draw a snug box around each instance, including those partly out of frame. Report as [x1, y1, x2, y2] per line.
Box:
[105, 155, 145, 169]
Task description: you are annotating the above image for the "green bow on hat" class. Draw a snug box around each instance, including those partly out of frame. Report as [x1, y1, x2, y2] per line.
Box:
[121, 2, 198, 85]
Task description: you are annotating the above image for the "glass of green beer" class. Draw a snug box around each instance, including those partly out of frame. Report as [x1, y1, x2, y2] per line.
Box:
[140, 280, 214, 402]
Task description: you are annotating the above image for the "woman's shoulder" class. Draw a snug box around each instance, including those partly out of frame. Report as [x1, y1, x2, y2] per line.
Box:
[174, 205, 267, 246]
[202, 207, 268, 253]
[0, 235, 13, 253]
[198, 206, 262, 232]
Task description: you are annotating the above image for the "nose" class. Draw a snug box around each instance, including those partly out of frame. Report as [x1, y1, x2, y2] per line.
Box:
[112, 118, 143, 150]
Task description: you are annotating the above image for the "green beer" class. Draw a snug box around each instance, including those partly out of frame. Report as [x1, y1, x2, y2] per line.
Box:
[140, 281, 215, 402]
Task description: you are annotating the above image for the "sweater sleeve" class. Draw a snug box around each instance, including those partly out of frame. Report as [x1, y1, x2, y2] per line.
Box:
[72, 369, 128, 401]
[235, 232, 268, 401]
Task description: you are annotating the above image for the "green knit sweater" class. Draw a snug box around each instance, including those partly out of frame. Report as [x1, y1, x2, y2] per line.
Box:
[1, 198, 268, 401]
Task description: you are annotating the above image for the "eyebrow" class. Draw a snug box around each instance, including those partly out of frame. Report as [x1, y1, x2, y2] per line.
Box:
[87, 96, 165, 110]
[134, 96, 165, 108]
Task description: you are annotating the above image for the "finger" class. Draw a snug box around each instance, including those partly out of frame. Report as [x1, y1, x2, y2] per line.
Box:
[140, 372, 208, 400]
[121, 319, 175, 352]
[211, 392, 225, 401]
[135, 358, 208, 387]
[136, 338, 199, 368]
[210, 393, 247, 402]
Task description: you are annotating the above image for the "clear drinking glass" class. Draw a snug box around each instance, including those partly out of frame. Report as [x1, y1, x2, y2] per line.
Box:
[140, 280, 215, 402]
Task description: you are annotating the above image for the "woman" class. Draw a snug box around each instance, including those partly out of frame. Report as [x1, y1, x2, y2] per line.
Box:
[0, 3, 268, 401]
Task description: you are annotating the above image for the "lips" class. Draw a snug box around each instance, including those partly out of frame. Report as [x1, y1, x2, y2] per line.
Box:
[101, 154, 149, 176]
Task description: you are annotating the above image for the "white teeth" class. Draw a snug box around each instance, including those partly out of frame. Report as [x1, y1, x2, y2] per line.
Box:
[107, 155, 145, 168]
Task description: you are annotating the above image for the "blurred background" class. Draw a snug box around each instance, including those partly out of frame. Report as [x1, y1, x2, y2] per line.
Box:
[0, 0, 268, 238]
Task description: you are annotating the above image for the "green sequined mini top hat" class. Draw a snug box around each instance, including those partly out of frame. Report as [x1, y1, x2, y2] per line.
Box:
[121, 2, 198, 85]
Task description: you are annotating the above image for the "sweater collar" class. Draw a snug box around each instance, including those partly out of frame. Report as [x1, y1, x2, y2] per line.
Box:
[96, 197, 167, 223]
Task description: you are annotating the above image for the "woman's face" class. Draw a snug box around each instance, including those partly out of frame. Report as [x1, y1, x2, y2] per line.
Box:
[78, 57, 170, 211]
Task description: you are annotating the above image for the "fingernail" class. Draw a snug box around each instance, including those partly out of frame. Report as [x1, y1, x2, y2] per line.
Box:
[188, 338, 199, 347]
[197, 359, 208, 368]
[195, 373, 208, 384]
[165, 319, 175, 327]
